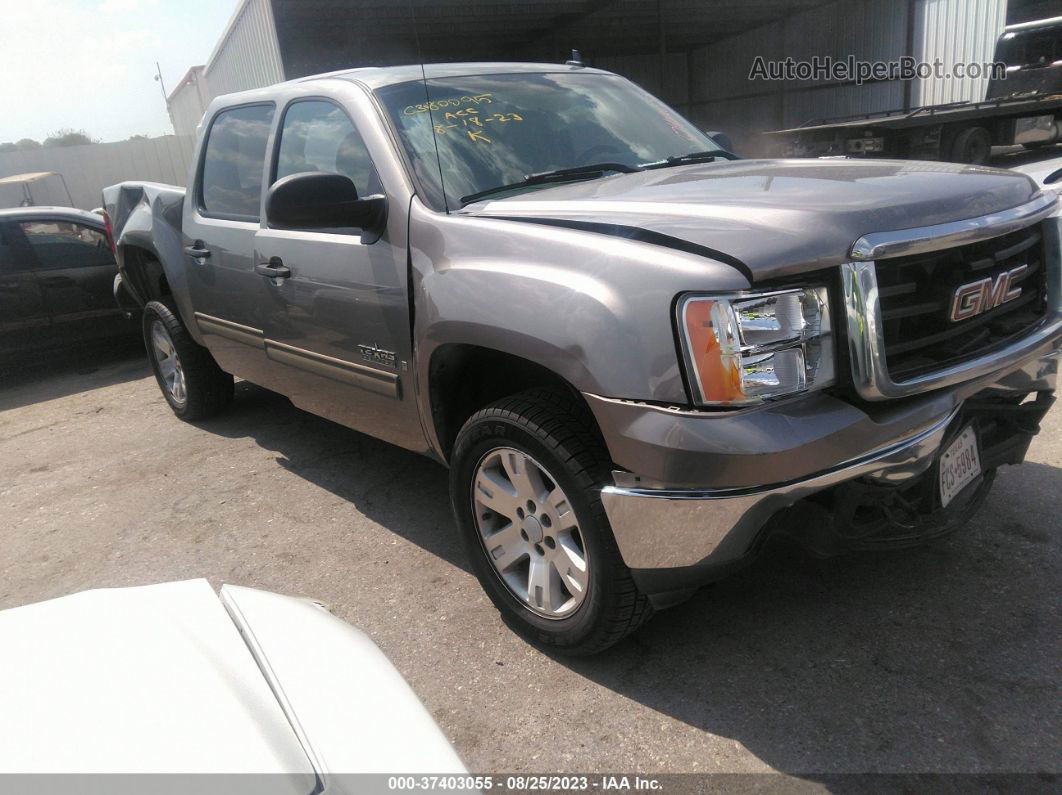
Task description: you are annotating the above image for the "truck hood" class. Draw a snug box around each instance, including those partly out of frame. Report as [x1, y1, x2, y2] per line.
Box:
[465, 158, 1042, 282]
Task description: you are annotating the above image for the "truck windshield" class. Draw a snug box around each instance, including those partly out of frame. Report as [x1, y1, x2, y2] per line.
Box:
[376, 72, 716, 210]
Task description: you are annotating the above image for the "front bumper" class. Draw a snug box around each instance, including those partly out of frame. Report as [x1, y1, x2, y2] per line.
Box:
[590, 344, 1060, 593]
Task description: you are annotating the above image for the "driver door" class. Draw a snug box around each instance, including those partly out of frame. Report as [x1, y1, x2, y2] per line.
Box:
[254, 98, 415, 447]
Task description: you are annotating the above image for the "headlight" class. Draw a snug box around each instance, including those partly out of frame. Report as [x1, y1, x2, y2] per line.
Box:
[678, 286, 834, 406]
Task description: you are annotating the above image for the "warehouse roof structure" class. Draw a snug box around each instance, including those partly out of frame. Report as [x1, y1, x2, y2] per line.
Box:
[167, 0, 1042, 155]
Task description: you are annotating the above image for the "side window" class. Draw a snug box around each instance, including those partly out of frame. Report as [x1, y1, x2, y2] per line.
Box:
[0, 225, 21, 272]
[1025, 34, 1055, 66]
[275, 100, 380, 197]
[19, 221, 114, 270]
[200, 104, 275, 220]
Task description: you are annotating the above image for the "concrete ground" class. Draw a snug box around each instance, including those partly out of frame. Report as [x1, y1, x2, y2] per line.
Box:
[1, 343, 1059, 781]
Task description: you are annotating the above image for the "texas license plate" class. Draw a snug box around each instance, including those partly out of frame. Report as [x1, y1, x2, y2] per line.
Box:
[939, 425, 982, 508]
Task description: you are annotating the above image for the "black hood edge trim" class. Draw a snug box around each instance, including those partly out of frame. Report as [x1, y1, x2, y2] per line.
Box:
[485, 215, 755, 283]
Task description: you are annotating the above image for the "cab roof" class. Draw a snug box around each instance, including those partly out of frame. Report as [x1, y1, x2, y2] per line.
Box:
[318, 62, 611, 91]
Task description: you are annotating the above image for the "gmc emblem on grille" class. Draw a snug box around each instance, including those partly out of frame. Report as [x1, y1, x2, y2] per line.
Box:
[948, 264, 1028, 322]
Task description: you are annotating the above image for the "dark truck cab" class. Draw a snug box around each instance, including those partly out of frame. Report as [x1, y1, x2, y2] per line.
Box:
[105, 63, 1061, 654]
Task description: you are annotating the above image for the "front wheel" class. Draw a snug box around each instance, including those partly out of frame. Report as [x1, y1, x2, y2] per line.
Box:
[450, 389, 652, 655]
[143, 299, 233, 420]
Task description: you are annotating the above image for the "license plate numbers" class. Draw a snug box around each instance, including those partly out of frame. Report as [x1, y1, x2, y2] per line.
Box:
[939, 425, 981, 508]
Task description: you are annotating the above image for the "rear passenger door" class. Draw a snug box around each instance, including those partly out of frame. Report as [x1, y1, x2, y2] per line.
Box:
[0, 221, 49, 357]
[183, 102, 279, 387]
[17, 219, 123, 344]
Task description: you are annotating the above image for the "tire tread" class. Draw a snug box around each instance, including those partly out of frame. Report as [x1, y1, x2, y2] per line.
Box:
[144, 298, 233, 420]
[455, 387, 653, 655]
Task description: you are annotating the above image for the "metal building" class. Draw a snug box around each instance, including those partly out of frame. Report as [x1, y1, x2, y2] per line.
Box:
[166, 0, 284, 139]
[166, 0, 1036, 155]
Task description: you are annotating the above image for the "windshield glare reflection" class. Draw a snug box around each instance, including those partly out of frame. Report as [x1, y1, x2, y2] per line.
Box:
[377, 72, 713, 209]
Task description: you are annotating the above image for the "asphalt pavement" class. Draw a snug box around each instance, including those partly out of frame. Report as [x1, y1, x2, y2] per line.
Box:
[1, 344, 1059, 781]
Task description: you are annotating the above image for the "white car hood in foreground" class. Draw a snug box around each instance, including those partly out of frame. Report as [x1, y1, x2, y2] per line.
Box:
[0, 579, 464, 788]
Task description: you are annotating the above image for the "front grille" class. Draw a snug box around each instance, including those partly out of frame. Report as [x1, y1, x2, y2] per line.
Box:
[874, 222, 1049, 381]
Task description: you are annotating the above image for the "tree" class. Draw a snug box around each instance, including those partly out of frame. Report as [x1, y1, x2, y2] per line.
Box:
[43, 129, 97, 147]
[0, 138, 42, 152]
[128, 134, 150, 140]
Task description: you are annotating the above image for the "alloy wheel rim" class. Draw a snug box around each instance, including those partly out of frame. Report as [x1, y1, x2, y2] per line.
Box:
[471, 447, 589, 619]
[150, 321, 187, 406]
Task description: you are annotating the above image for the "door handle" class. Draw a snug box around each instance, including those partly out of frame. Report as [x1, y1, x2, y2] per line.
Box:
[255, 257, 291, 279]
[184, 241, 211, 261]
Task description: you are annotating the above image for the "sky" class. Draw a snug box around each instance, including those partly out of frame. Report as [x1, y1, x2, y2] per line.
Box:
[0, 0, 240, 144]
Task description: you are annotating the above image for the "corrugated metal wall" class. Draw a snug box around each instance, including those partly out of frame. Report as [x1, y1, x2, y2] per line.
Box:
[167, 0, 286, 137]
[681, 0, 910, 155]
[912, 0, 1007, 106]
[664, 0, 1005, 155]
[168, 68, 210, 140]
[202, 0, 285, 99]
[594, 52, 689, 107]
[169, 86, 206, 140]
[0, 135, 196, 210]
[778, 0, 909, 127]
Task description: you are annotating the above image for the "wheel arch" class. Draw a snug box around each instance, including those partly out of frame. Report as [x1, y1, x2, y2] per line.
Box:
[425, 342, 605, 463]
[116, 240, 204, 344]
[119, 244, 172, 306]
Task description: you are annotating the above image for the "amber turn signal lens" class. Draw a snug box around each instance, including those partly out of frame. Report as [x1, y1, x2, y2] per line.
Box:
[679, 287, 833, 406]
[682, 299, 745, 403]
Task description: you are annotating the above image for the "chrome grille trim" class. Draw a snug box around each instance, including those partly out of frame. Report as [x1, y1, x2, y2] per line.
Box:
[843, 201, 1062, 401]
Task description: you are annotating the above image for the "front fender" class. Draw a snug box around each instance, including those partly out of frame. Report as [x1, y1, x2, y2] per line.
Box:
[417, 264, 638, 398]
[411, 201, 750, 408]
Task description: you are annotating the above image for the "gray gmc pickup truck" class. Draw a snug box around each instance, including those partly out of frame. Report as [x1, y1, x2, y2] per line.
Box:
[104, 63, 1062, 654]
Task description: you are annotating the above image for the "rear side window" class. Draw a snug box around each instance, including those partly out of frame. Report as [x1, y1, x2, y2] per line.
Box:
[200, 104, 275, 220]
[19, 221, 114, 269]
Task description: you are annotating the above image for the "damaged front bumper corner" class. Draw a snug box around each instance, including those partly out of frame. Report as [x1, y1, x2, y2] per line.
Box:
[593, 347, 1059, 601]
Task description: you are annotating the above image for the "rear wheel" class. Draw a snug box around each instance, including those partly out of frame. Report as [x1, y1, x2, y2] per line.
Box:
[450, 388, 652, 655]
[949, 126, 992, 165]
[143, 299, 233, 420]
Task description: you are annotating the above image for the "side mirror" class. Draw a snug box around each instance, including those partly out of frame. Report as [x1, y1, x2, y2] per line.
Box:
[266, 172, 386, 237]
[704, 131, 734, 153]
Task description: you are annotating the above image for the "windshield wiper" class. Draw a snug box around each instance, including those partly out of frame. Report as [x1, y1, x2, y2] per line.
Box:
[640, 149, 740, 170]
[459, 162, 639, 206]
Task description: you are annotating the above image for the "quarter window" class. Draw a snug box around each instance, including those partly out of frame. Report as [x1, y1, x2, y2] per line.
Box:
[19, 221, 114, 270]
[275, 100, 380, 197]
[200, 104, 275, 220]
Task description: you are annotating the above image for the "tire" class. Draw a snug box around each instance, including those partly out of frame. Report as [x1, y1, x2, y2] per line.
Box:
[949, 126, 992, 165]
[142, 298, 233, 420]
[450, 388, 652, 655]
